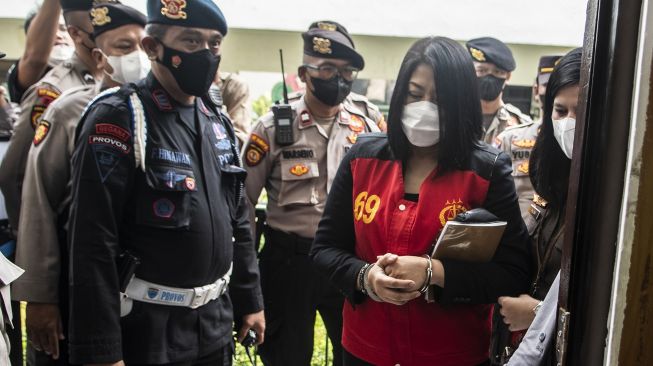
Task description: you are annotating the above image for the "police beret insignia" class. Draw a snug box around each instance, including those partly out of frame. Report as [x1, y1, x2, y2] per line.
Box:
[317, 22, 337, 31]
[313, 37, 332, 55]
[289, 163, 309, 177]
[469, 47, 486, 62]
[91, 7, 111, 26]
[161, 0, 187, 20]
[33, 120, 51, 146]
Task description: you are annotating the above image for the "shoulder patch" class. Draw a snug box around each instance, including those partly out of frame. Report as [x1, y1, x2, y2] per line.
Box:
[31, 87, 60, 128]
[33, 120, 51, 146]
[96, 123, 131, 142]
[245, 133, 270, 166]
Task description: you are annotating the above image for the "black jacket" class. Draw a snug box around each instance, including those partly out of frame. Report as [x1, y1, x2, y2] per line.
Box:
[67, 74, 263, 364]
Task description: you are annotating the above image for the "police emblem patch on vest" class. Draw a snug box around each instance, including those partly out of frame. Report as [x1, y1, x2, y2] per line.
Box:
[153, 198, 175, 218]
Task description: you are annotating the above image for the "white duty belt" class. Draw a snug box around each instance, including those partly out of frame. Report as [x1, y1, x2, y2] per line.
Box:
[124, 263, 232, 309]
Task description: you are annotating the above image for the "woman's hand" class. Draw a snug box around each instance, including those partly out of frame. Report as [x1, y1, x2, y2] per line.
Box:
[366, 254, 421, 305]
[498, 294, 541, 331]
[380, 253, 430, 292]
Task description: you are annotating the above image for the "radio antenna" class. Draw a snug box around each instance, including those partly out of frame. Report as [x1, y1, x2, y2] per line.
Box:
[279, 49, 289, 104]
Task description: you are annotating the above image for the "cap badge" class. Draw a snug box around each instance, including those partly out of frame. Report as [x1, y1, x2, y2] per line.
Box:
[161, 0, 188, 20]
[469, 47, 486, 62]
[313, 37, 332, 55]
[317, 22, 337, 31]
[90, 7, 111, 26]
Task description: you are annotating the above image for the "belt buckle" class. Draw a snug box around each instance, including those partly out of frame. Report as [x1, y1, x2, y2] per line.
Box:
[191, 285, 211, 309]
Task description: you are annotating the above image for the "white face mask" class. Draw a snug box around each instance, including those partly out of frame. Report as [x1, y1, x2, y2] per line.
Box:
[105, 50, 151, 84]
[552, 117, 575, 159]
[49, 44, 74, 66]
[400, 101, 440, 147]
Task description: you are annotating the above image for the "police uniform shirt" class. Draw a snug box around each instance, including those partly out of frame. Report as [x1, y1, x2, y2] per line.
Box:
[218, 72, 251, 145]
[495, 120, 540, 221]
[243, 96, 381, 239]
[12, 84, 101, 303]
[67, 74, 263, 364]
[0, 53, 94, 232]
[525, 195, 563, 300]
[345, 92, 387, 131]
[483, 103, 531, 145]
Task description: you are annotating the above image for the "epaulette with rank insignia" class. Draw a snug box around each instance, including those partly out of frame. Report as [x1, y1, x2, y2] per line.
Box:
[528, 193, 548, 221]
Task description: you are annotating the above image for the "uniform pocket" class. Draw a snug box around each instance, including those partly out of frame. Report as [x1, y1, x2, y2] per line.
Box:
[278, 159, 319, 206]
[134, 164, 196, 229]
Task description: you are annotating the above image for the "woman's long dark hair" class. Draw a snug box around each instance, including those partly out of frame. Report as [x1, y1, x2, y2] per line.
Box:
[387, 37, 482, 172]
[529, 48, 583, 208]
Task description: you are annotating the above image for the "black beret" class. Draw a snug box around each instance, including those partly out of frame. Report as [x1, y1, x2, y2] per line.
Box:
[147, 0, 228, 36]
[466, 37, 516, 72]
[60, 0, 93, 13]
[91, 3, 146, 39]
[302, 20, 364, 70]
[537, 55, 563, 84]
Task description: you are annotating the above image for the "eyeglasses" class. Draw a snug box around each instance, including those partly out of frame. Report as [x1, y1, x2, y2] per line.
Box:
[303, 63, 360, 81]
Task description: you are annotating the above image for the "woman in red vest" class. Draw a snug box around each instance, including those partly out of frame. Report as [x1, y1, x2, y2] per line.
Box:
[310, 37, 531, 366]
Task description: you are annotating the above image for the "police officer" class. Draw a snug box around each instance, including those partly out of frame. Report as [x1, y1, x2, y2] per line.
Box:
[13, 3, 147, 364]
[532, 55, 563, 121]
[67, 0, 264, 364]
[243, 20, 381, 366]
[209, 71, 253, 145]
[7, 0, 74, 103]
[0, 0, 97, 235]
[466, 37, 531, 144]
[495, 55, 562, 220]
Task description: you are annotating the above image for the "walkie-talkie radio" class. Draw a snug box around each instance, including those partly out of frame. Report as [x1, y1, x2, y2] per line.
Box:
[273, 49, 295, 146]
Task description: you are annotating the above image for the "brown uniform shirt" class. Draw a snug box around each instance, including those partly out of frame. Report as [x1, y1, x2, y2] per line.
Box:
[525, 195, 563, 300]
[0, 54, 94, 231]
[243, 96, 381, 238]
[218, 72, 251, 145]
[13, 84, 101, 303]
[496, 120, 540, 221]
[483, 103, 531, 145]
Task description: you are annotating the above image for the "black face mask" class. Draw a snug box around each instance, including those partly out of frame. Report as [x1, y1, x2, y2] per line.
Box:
[157, 42, 220, 96]
[478, 75, 506, 101]
[310, 75, 353, 106]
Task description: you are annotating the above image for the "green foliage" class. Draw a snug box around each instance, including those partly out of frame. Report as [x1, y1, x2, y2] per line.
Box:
[252, 95, 272, 121]
[234, 314, 333, 366]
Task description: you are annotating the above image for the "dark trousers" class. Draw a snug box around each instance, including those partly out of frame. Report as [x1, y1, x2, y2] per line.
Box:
[130, 343, 233, 366]
[7, 300, 22, 366]
[258, 228, 343, 366]
[343, 349, 491, 366]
